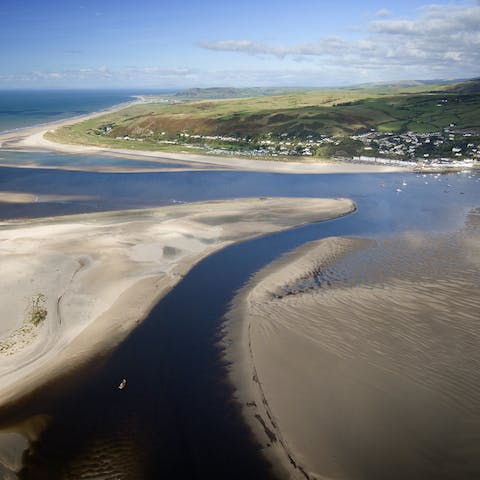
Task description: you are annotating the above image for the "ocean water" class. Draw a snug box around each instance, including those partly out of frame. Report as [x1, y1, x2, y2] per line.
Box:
[0, 89, 172, 133]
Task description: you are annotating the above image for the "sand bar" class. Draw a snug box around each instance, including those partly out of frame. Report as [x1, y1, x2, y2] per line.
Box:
[0, 197, 355, 411]
[225, 225, 480, 480]
[0, 192, 97, 204]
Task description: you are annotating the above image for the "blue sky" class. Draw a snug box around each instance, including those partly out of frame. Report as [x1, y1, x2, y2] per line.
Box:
[1, 0, 479, 88]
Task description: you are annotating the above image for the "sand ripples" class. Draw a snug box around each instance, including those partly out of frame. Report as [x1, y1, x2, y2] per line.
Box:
[238, 216, 480, 479]
[21, 414, 148, 480]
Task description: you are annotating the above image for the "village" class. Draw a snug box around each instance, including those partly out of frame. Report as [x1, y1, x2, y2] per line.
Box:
[107, 124, 480, 170]
[350, 126, 480, 169]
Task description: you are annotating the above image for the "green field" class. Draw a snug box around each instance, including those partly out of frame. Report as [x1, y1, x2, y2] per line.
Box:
[47, 81, 480, 155]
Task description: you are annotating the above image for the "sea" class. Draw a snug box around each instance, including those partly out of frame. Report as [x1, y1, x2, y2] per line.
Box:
[0, 89, 173, 133]
[0, 90, 479, 480]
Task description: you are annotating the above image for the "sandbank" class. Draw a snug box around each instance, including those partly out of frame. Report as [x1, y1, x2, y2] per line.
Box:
[0, 192, 97, 204]
[224, 228, 480, 480]
[0, 197, 354, 412]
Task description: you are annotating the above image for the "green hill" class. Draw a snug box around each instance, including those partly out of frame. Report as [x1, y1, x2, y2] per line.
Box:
[445, 79, 480, 94]
[47, 80, 480, 156]
[175, 87, 306, 99]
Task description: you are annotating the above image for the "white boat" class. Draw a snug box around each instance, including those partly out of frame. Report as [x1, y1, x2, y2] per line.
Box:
[118, 378, 127, 390]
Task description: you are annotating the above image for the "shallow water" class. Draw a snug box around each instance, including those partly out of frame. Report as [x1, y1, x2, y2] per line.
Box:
[0, 166, 477, 479]
[0, 165, 478, 225]
[0, 150, 191, 171]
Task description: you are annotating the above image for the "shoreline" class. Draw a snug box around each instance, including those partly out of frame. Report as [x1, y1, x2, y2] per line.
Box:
[0, 103, 409, 175]
[0, 197, 355, 477]
[0, 97, 140, 138]
[223, 237, 365, 480]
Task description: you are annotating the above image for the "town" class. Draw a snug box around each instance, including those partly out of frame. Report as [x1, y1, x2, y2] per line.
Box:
[104, 124, 480, 170]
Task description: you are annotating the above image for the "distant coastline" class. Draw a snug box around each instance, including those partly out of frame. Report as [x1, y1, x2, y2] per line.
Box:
[0, 107, 408, 175]
[0, 97, 140, 138]
[0, 90, 145, 135]
[2, 83, 478, 174]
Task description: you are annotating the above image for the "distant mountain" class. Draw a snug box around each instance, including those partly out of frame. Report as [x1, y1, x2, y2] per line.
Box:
[175, 87, 305, 99]
[174, 80, 476, 100]
[444, 79, 480, 94]
[349, 79, 467, 89]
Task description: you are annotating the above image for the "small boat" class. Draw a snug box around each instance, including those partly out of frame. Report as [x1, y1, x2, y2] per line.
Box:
[118, 378, 127, 390]
[396, 188, 402, 193]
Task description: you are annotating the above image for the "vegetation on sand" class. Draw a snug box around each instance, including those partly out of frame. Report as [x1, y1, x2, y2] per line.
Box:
[28, 293, 48, 326]
[0, 294, 48, 355]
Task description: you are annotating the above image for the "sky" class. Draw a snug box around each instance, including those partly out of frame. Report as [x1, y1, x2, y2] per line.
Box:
[0, 0, 479, 88]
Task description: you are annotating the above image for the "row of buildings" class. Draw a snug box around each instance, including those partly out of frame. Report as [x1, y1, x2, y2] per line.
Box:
[104, 124, 479, 167]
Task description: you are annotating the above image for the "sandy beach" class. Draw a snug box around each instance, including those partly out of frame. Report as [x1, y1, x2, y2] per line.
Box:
[0, 108, 408, 175]
[0, 197, 354, 410]
[0, 98, 140, 147]
[225, 222, 480, 480]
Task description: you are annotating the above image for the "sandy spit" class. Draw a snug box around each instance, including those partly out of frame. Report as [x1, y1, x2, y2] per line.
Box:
[0, 192, 98, 204]
[0, 197, 355, 412]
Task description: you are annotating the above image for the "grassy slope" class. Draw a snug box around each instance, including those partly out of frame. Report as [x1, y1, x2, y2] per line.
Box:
[46, 82, 480, 153]
[173, 86, 307, 99]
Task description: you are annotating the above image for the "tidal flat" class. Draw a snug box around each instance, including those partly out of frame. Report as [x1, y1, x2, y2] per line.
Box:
[225, 209, 480, 480]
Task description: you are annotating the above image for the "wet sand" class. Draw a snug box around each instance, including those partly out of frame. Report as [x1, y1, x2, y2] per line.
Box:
[225, 212, 480, 480]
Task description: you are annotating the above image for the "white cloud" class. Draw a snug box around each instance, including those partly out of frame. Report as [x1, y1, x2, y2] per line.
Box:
[374, 8, 391, 18]
[197, 3, 480, 78]
[0, 65, 368, 88]
[2, 3, 479, 88]
[0, 66, 205, 87]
